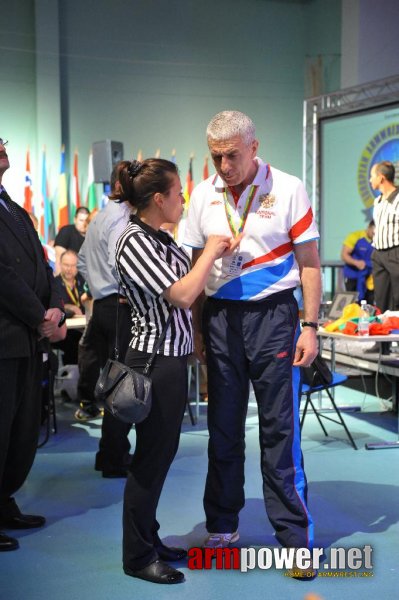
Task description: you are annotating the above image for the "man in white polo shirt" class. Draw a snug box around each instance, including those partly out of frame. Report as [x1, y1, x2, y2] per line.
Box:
[184, 111, 321, 577]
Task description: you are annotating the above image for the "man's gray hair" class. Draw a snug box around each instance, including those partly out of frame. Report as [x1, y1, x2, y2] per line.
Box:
[206, 111, 256, 146]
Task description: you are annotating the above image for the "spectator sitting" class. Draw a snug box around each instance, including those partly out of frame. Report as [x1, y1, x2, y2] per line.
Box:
[54, 206, 90, 274]
[53, 250, 86, 365]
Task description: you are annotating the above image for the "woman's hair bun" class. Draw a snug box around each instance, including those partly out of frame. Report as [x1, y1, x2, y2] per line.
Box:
[128, 160, 142, 180]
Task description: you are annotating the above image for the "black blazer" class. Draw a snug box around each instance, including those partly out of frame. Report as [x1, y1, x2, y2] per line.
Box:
[0, 195, 63, 358]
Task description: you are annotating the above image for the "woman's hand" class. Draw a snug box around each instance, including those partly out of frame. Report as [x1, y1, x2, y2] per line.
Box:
[203, 233, 243, 260]
[222, 232, 244, 257]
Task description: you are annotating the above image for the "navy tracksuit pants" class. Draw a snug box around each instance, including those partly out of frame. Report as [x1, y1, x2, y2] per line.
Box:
[203, 289, 314, 549]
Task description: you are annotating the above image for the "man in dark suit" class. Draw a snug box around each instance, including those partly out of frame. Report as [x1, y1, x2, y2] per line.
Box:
[0, 137, 66, 551]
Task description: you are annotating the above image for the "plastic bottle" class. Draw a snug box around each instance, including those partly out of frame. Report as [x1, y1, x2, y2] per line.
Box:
[358, 300, 370, 336]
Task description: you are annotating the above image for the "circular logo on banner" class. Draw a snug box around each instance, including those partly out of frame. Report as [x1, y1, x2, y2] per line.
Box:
[357, 122, 399, 209]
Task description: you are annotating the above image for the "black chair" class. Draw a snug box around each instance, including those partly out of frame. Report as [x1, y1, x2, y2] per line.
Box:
[300, 368, 358, 450]
[38, 350, 59, 448]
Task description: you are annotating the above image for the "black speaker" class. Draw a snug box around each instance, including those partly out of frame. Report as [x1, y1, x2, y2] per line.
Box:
[92, 140, 124, 183]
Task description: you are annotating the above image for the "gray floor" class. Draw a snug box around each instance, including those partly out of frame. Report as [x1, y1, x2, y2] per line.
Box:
[1, 386, 398, 600]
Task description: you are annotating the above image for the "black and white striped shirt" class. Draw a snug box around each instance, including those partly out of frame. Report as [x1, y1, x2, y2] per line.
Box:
[373, 188, 399, 250]
[116, 215, 193, 356]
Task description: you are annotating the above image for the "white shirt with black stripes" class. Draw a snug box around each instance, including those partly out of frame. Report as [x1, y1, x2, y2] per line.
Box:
[116, 215, 193, 357]
[373, 188, 399, 250]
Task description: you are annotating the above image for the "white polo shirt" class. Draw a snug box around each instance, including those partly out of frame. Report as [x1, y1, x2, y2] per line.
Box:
[184, 158, 319, 301]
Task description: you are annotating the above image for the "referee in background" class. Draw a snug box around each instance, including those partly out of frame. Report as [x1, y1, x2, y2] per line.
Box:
[370, 160, 399, 355]
[370, 160, 399, 312]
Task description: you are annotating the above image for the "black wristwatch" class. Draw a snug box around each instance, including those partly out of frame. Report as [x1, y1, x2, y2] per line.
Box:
[301, 321, 319, 331]
[58, 311, 67, 328]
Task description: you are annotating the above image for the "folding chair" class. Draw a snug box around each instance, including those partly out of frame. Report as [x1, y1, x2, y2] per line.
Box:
[300, 369, 358, 450]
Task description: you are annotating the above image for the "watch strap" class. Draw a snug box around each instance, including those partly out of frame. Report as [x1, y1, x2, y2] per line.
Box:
[301, 321, 319, 331]
[58, 311, 67, 327]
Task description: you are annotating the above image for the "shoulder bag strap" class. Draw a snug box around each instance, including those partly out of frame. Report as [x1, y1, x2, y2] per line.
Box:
[113, 284, 174, 373]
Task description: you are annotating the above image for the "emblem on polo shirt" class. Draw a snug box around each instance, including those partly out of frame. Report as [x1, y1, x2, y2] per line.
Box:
[210, 199, 223, 206]
[258, 193, 276, 208]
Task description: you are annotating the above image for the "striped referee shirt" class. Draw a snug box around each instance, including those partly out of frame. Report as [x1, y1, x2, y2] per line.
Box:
[373, 188, 399, 250]
[116, 214, 193, 357]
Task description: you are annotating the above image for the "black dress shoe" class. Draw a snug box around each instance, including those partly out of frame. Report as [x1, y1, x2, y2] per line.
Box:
[101, 467, 128, 478]
[95, 453, 132, 472]
[0, 513, 46, 530]
[124, 559, 185, 584]
[0, 532, 19, 551]
[155, 542, 187, 562]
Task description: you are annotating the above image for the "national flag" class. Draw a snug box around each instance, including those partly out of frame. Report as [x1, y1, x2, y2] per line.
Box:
[40, 148, 50, 241]
[86, 151, 97, 211]
[203, 155, 209, 180]
[71, 149, 81, 216]
[49, 197, 56, 241]
[24, 149, 33, 213]
[58, 145, 69, 229]
[183, 155, 194, 204]
[154, 148, 161, 158]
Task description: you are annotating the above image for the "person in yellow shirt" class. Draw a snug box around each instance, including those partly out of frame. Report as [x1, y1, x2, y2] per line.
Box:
[341, 220, 375, 304]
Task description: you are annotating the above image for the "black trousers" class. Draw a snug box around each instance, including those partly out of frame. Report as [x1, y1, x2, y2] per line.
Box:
[53, 329, 82, 365]
[78, 295, 133, 470]
[0, 353, 43, 511]
[123, 350, 188, 571]
[372, 247, 399, 312]
[202, 292, 314, 549]
[77, 316, 101, 407]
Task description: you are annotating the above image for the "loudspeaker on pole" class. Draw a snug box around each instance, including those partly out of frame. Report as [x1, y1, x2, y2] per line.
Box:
[92, 140, 124, 183]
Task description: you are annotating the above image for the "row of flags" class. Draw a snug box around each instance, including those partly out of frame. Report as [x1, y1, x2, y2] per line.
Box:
[24, 147, 98, 242]
[182, 155, 209, 203]
[24, 148, 211, 243]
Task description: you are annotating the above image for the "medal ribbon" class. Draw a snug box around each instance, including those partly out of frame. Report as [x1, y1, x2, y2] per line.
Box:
[62, 277, 80, 306]
[223, 184, 259, 237]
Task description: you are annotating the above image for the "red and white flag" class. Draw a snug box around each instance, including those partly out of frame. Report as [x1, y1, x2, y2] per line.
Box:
[71, 150, 81, 211]
[24, 149, 33, 213]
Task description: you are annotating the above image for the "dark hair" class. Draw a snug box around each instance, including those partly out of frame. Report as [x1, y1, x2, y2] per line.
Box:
[112, 158, 179, 211]
[109, 160, 131, 194]
[74, 206, 90, 218]
[368, 219, 375, 228]
[375, 161, 395, 183]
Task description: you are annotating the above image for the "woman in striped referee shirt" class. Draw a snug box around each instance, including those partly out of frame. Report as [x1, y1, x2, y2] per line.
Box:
[114, 158, 241, 585]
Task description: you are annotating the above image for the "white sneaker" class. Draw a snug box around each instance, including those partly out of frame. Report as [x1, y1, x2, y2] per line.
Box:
[203, 531, 240, 549]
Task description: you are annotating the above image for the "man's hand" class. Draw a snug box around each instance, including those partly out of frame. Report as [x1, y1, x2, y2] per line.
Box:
[64, 303, 83, 316]
[355, 259, 366, 271]
[293, 328, 318, 367]
[37, 308, 64, 339]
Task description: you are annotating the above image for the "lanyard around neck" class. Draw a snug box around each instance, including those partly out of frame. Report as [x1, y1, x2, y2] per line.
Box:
[62, 276, 80, 306]
[223, 184, 258, 237]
